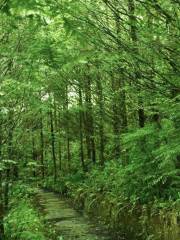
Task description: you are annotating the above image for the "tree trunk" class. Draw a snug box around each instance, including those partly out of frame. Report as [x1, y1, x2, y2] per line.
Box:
[0, 172, 4, 240]
[40, 109, 45, 179]
[32, 130, 36, 178]
[58, 110, 62, 171]
[128, 0, 145, 128]
[110, 11, 128, 162]
[84, 72, 96, 164]
[111, 75, 121, 159]
[0, 113, 4, 240]
[4, 111, 13, 211]
[78, 85, 86, 171]
[64, 86, 71, 170]
[50, 110, 57, 183]
[95, 77, 105, 166]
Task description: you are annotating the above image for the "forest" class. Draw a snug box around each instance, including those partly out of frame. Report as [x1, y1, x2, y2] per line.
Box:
[0, 0, 180, 240]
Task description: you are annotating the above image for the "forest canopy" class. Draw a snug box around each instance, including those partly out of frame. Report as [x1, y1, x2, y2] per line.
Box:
[0, 0, 180, 239]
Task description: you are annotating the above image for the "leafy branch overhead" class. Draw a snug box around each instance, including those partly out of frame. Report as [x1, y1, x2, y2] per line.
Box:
[0, 0, 179, 239]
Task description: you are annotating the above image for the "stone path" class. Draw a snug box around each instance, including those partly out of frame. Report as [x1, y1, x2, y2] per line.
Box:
[37, 189, 112, 240]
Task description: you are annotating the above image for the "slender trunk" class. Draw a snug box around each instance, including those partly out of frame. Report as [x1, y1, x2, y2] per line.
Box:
[40, 110, 45, 179]
[54, 101, 58, 130]
[0, 113, 4, 239]
[67, 137, 71, 170]
[96, 77, 105, 166]
[4, 128, 13, 210]
[110, 12, 128, 162]
[32, 131, 36, 178]
[84, 114, 91, 162]
[54, 101, 62, 173]
[111, 76, 121, 159]
[64, 86, 71, 170]
[78, 85, 86, 171]
[50, 110, 57, 183]
[84, 73, 96, 164]
[116, 11, 128, 136]
[0, 172, 4, 240]
[83, 80, 91, 161]
[128, 0, 145, 128]
[58, 111, 62, 171]
[172, 91, 180, 172]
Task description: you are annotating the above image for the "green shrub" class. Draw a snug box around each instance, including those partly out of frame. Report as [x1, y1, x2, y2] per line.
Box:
[4, 200, 45, 240]
[4, 183, 45, 240]
[10, 181, 38, 201]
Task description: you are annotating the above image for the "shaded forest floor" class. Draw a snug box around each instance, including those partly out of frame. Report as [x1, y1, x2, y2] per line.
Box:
[3, 179, 180, 240]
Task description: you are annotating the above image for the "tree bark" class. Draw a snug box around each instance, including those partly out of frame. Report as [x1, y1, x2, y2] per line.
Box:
[84, 72, 96, 164]
[95, 77, 105, 166]
[78, 85, 86, 171]
[0, 172, 4, 240]
[4, 110, 13, 211]
[32, 130, 36, 178]
[50, 110, 57, 183]
[64, 85, 71, 170]
[58, 110, 62, 171]
[40, 109, 45, 179]
[128, 0, 145, 128]
[0, 112, 4, 240]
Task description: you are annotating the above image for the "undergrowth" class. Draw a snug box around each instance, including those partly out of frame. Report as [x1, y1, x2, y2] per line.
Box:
[42, 160, 180, 240]
[4, 183, 46, 240]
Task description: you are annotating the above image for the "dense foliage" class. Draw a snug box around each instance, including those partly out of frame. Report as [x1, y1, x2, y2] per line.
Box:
[0, 0, 179, 239]
[4, 183, 45, 240]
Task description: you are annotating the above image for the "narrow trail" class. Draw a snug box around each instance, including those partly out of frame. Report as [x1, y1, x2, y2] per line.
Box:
[37, 189, 112, 240]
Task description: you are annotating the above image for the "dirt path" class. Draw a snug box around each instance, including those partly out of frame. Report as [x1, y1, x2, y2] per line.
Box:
[37, 189, 112, 240]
